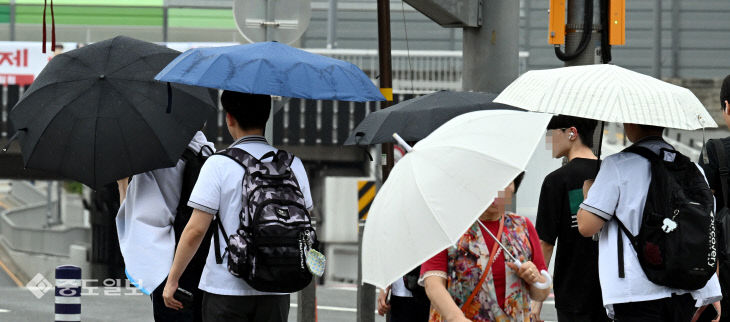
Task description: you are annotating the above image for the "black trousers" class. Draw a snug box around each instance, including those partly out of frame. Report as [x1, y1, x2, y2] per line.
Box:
[612, 293, 695, 322]
[389, 295, 430, 322]
[556, 307, 610, 322]
[151, 279, 203, 322]
[201, 291, 290, 322]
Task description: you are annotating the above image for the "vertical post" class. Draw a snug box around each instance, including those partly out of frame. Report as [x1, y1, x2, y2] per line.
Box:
[356, 1, 394, 321]
[563, 0, 600, 67]
[462, 0, 520, 92]
[162, 2, 169, 43]
[46, 181, 53, 226]
[297, 280, 317, 322]
[670, 0, 679, 78]
[9, 0, 15, 41]
[57, 181, 63, 225]
[55, 265, 81, 322]
[326, 0, 337, 49]
[652, 0, 662, 78]
[265, 0, 275, 42]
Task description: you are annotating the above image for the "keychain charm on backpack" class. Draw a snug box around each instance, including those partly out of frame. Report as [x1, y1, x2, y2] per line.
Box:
[662, 210, 679, 233]
[302, 230, 326, 277]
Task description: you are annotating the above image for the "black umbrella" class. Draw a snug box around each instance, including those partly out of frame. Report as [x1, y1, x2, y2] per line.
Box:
[344, 91, 523, 145]
[7, 36, 216, 189]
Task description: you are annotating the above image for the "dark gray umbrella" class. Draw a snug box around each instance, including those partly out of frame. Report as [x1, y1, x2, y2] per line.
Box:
[344, 91, 523, 145]
[8, 36, 216, 189]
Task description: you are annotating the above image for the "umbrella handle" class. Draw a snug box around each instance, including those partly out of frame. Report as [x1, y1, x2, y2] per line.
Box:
[513, 261, 552, 290]
[392, 133, 413, 152]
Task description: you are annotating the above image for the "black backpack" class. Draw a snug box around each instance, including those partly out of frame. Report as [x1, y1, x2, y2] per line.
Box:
[173, 145, 216, 293]
[708, 139, 730, 263]
[213, 148, 316, 293]
[617, 145, 716, 290]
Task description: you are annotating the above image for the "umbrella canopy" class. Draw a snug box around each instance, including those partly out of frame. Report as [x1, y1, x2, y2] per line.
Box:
[9, 36, 217, 189]
[361, 109, 553, 289]
[344, 90, 523, 145]
[155, 41, 385, 102]
[494, 64, 717, 130]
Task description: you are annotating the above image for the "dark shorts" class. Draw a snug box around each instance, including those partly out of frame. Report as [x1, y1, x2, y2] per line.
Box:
[390, 295, 430, 322]
[201, 291, 290, 322]
[151, 279, 202, 322]
[612, 293, 695, 322]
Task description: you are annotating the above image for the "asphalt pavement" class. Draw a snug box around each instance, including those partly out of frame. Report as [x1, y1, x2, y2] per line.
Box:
[0, 284, 558, 321]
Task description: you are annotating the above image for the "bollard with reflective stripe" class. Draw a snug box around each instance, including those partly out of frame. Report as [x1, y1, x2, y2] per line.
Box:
[55, 265, 81, 322]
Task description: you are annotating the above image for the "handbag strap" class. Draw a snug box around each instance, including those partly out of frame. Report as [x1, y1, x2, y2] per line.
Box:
[711, 139, 730, 206]
[461, 215, 505, 317]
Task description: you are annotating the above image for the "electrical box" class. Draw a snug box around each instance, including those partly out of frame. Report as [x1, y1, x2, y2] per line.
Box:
[548, 0, 566, 45]
[321, 176, 374, 243]
[609, 0, 626, 45]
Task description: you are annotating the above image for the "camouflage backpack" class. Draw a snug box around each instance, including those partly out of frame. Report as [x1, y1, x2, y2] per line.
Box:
[213, 148, 316, 293]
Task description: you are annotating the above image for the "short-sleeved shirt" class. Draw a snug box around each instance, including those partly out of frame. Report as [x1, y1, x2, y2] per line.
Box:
[188, 135, 313, 296]
[536, 158, 604, 313]
[699, 137, 730, 209]
[579, 137, 721, 315]
[420, 216, 547, 309]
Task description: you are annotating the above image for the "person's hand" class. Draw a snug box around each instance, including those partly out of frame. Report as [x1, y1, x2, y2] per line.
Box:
[507, 261, 545, 285]
[162, 279, 182, 310]
[582, 179, 594, 199]
[530, 301, 544, 322]
[377, 287, 391, 316]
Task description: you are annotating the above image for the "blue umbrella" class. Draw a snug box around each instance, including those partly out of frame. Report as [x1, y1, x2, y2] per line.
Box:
[155, 42, 385, 102]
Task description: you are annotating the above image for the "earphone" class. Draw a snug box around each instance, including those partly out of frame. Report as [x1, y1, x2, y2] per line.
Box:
[569, 132, 575, 139]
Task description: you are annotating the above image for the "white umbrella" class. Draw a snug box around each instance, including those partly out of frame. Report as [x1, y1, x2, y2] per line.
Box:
[362, 109, 553, 289]
[493, 64, 717, 130]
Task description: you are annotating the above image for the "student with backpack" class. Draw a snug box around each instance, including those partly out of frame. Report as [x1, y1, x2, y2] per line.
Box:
[697, 74, 730, 322]
[116, 130, 215, 321]
[161, 90, 314, 322]
[577, 123, 722, 321]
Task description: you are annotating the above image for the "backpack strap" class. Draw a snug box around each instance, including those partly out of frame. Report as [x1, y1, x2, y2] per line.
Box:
[213, 216, 229, 264]
[615, 145, 658, 279]
[711, 139, 730, 207]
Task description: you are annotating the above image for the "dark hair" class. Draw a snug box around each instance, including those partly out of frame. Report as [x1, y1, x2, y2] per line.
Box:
[513, 172, 525, 193]
[546, 115, 598, 148]
[220, 90, 271, 131]
[722, 74, 730, 110]
[638, 124, 665, 133]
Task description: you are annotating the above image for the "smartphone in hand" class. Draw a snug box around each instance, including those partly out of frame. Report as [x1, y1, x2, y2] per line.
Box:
[173, 287, 193, 308]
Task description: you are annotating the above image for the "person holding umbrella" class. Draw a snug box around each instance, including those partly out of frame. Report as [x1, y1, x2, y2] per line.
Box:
[419, 173, 550, 321]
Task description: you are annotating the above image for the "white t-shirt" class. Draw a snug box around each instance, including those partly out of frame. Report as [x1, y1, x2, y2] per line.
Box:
[580, 137, 721, 316]
[188, 135, 313, 296]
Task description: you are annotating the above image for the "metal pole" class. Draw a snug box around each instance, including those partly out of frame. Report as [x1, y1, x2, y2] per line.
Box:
[265, 0, 275, 42]
[326, 0, 337, 49]
[462, 0, 519, 92]
[652, 0, 662, 78]
[296, 280, 316, 322]
[9, 0, 15, 41]
[563, 0, 600, 67]
[162, 5, 169, 43]
[57, 181, 63, 225]
[356, 1, 394, 321]
[671, 0, 679, 78]
[46, 181, 53, 226]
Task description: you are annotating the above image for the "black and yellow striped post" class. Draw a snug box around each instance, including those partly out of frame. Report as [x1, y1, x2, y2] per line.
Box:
[358, 180, 376, 220]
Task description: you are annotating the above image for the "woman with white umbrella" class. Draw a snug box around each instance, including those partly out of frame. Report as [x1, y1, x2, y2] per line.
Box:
[419, 173, 550, 321]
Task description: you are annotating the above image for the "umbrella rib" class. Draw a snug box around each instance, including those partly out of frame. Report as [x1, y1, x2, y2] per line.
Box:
[107, 52, 177, 77]
[104, 82, 174, 163]
[12, 79, 93, 111]
[408, 162, 453, 239]
[21, 82, 101, 166]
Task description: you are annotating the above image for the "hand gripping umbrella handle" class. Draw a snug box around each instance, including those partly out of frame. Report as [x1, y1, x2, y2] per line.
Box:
[513, 261, 552, 290]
